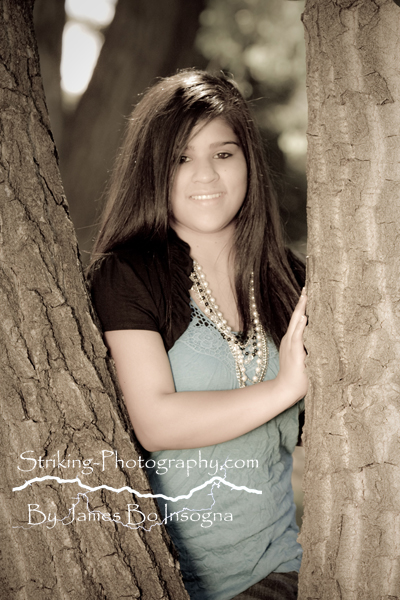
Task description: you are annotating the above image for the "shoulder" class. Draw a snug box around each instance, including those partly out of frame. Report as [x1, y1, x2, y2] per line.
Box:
[87, 241, 164, 334]
[88, 240, 158, 294]
[89, 231, 192, 289]
[87, 232, 194, 350]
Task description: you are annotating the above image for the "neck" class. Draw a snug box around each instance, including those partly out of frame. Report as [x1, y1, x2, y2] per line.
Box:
[171, 224, 235, 276]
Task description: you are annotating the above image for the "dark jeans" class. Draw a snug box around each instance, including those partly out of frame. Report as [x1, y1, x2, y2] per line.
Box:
[231, 572, 298, 600]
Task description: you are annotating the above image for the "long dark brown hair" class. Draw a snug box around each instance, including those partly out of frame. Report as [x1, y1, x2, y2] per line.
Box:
[90, 69, 304, 347]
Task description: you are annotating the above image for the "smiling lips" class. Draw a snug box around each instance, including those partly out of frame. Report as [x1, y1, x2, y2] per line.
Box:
[190, 192, 224, 201]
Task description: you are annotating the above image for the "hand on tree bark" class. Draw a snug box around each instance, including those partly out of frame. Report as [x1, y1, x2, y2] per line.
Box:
[275, 292, 308, 405]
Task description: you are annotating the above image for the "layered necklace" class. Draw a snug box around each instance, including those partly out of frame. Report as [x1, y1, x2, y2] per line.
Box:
[189, 260, 269, 388]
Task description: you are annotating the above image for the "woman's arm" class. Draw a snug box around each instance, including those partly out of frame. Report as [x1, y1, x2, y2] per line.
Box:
[105, 294, 308, 452]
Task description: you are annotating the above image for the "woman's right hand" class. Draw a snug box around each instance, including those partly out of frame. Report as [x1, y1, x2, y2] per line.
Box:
[275, 291, 308, 405]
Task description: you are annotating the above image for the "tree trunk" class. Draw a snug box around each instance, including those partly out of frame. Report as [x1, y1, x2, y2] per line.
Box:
[300, 1, 400, 598]
[0, 2, 189, 598]
[59, 0, 207, 258]
[33, 0, 65, 146]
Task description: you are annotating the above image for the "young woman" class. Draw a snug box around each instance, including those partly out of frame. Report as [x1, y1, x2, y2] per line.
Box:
[89, 70, 307, 600]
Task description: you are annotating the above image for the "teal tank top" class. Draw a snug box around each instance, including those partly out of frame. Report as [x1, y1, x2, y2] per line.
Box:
[146, 301, 303, 600]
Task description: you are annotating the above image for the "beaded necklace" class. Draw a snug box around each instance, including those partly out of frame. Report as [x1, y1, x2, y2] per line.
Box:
[189, 260, 269, 388]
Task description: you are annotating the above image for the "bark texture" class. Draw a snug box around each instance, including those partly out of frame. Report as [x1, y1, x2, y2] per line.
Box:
[0, 2, 189, 598]
[300, 1, 400, 598]
[59, 0, 206, 257]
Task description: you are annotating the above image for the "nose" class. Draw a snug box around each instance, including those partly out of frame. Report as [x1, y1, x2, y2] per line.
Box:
[192, 159, 218, 183]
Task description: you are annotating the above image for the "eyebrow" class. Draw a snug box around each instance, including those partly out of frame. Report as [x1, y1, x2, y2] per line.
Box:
[185, 140, 240, 150]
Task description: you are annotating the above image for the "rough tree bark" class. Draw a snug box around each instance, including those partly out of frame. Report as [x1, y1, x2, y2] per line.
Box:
[0, 2, 190, 598]
[300, 1, 400, 598]
[59, 0, 207, 257]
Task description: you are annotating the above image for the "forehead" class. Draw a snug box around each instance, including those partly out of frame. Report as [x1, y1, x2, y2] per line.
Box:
[187, 117, 238, 146]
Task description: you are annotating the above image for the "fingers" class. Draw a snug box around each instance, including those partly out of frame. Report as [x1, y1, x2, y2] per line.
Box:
[286, 292, 307, 338]
[292, 312, 307, 343]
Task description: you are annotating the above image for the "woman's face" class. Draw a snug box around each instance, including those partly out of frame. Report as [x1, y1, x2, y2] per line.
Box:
[170, 117, 248, 239]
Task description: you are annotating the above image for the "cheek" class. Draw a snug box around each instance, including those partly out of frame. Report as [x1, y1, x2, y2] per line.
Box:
[170, 178, 189, 223]
[170, 170, 186, 202]
[170, 176, 181, 214]
[236, 166, 248, 199]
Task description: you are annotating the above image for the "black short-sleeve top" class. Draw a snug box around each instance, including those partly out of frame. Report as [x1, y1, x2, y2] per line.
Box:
[88, 231, 194, 352]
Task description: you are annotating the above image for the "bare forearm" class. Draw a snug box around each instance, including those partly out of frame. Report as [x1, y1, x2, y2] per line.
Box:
[129, 379, 300, 451]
